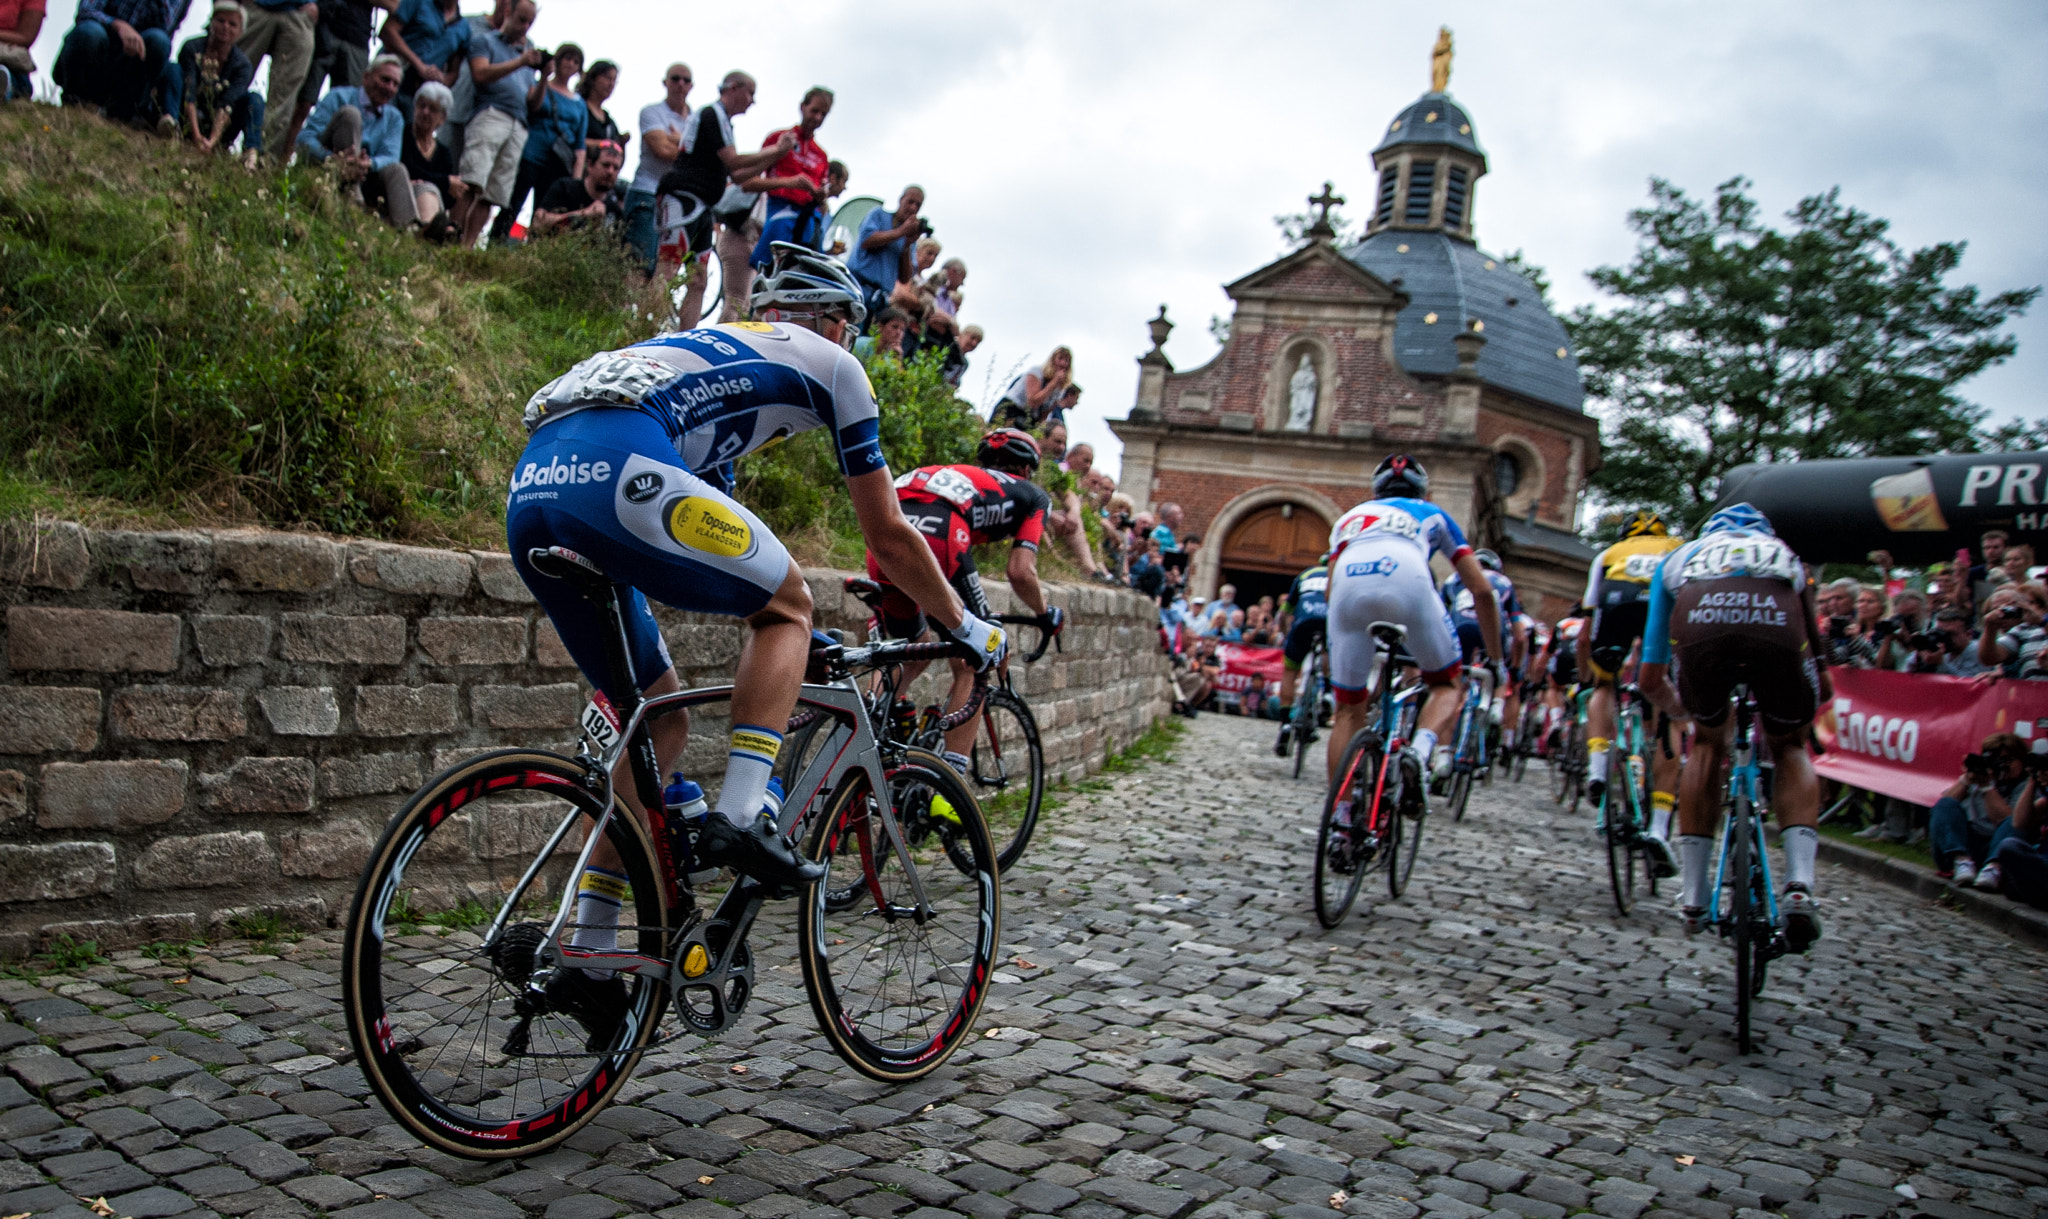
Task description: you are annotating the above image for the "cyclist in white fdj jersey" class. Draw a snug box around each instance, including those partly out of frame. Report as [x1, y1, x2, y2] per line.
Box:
[1324, 455, 1505, 809]
[506, 242, 1008, 1039]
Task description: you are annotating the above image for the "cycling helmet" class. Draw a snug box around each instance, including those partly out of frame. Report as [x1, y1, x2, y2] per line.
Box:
[975, 428, 1040, 472]
[750, 241, 867, 327]
[1700, 502, 1775, 537]
[1373, 453, 1430, 499]
[1474, 548, 1502, 572]
[1622, 510, 1669, 538]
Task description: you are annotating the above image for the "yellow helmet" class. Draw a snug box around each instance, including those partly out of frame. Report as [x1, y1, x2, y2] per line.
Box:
[1622, 510, 1668, 539]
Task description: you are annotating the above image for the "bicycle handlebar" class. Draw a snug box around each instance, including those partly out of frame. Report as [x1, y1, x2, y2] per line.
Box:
[994, 613, 1062, 664]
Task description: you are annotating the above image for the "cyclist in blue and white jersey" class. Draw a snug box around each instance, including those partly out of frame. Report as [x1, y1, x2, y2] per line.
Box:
[1324, 454, 1505, 807]
[1272, 556, 1330, 756]
[506, 243, 1008, 1038]
[1442, 548, 1528, 760]
[1638, 502, 1829, 948]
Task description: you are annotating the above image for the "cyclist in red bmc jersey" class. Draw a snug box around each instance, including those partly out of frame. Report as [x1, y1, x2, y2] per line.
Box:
[866, 428, 1065, 761]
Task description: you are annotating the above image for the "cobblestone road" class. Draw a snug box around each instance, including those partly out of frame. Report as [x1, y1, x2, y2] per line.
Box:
[2, 713, 2045, 1219]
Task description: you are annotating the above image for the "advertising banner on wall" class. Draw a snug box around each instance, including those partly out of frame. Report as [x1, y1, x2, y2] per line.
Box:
[1813, 668, 2048, 806]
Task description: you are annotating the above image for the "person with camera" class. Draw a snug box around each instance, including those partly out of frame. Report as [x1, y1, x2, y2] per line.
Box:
[1974, 586, 2048, 678]
[1905, 606, 1994, 677]
[1930, 733, 2036, 887]
[847, 184, 926, 323]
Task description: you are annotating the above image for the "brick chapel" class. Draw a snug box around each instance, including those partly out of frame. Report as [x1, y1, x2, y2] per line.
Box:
[1110, 38, 1599, 620]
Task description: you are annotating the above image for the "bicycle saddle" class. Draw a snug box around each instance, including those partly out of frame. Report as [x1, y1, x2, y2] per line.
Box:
[1367, 621, 1409, 646]
[527, 546, 611, 588]
[843, 577, 886, 609]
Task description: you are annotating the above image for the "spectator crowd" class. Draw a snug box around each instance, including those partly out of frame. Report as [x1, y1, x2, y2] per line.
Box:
[20, 0, 994, 377]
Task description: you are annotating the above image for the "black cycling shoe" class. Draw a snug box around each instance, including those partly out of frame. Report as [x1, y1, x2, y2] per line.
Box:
[1274, 729, 1292, 758]
[544, 969, 630, 1052]
[1398, 753, 1427, 819]
[696, 813, 826, 895]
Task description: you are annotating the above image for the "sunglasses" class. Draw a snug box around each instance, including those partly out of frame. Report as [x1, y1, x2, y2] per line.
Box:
[667, 74, 691, 83]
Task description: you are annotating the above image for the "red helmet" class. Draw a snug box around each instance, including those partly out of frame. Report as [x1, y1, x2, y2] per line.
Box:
[975, 428, 1041, 472]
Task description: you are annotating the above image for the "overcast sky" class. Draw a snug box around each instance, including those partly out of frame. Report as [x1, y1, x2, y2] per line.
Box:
[35, 0, 2048, 479]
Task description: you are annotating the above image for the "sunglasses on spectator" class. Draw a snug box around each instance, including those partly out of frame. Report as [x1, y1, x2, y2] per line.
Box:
[667, 74, 691, 83]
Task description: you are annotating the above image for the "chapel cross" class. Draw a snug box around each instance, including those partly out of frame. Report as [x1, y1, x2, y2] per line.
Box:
[1306, 182, 1345, 241]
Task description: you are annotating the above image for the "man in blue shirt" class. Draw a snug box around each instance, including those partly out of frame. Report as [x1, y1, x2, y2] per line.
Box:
[846, 185, 924, 323]
[54, 0, 185, 122]
[299, 54, 417, 227]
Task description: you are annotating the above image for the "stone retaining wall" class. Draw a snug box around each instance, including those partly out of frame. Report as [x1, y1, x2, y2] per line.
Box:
[0, 521, 1172, 955]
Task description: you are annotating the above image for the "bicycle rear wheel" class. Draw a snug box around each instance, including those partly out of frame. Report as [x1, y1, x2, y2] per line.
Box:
[1388, 767, 1422, 899]
[1291, 703, 1312, 781]
[961, 688, 1043, 873]
[1728, 804, 1755, 1054]
[1447, 766, 1474, 823]
[1604, 765, 1640, 916]
[799, 750, 999, 1081]
[1551, 724, 1576, 804]
[343, 751, 668, 1158]
[1313, 731, 1378, 928]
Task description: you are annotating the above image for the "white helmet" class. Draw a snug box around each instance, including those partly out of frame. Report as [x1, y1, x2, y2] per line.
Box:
[750, 241, 867, 327]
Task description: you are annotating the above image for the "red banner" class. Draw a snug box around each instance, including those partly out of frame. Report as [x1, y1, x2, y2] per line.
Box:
[1210, 644, 1286, 699]
[1814, 669, 2048, 806]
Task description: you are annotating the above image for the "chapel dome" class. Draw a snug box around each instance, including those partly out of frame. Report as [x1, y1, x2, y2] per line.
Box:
[1373, 92, 1484, 159]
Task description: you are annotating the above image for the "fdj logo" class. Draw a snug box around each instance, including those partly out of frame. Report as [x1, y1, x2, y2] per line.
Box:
[1346, 556, 1400, 578]
[623, 471, 664, 504]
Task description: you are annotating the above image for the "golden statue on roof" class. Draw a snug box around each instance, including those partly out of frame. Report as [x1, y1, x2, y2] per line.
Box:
[1430, 26, 1453, 93]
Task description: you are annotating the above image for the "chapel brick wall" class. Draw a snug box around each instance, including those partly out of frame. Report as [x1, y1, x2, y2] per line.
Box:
[1152, 470, 1373, 545]
[0, 522, 1172, 956]
[1477, 406, 1583, 526]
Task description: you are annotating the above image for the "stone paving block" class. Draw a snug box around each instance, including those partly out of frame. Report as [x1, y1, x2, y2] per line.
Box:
[359, 1168, 454, 1199]
[69, 1163, 159, 1196]
[109, 1184, 202, 1216]
[226, 1141, 310, 1184]
[412, 1186, 525, 1219]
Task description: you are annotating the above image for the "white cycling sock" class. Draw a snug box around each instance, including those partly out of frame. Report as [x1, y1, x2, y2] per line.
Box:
[1678, 835, 1712, 909]
[1410, 729, 1438, 768]
[1650, 793, 1675, 841]
[713, 725, 783, 828]
[1586, 741, 1612, 784]
[1782, 825, 1819, 890]
[1502, 727, 1517, 748]
[569, 866, 628, 978]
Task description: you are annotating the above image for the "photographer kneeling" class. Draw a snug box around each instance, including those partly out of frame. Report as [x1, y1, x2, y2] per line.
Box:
[1930, 733, 2034, 887]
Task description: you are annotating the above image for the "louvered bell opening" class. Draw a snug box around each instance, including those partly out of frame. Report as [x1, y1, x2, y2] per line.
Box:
[1374, 166, 1398, 225]
[1404, 161, 1436, 225]
[1444, 165, 1469, 230]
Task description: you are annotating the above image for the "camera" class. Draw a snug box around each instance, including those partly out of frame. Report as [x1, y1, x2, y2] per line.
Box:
[1908, 630, 1946, 652]
[917, 219, 934, 239]
[2025, 751, 2048, 776]
[1991, 604, 2024, 625]
[1870, 616, 1903, 640]
[1113, 511, 1133, 529]
[1965, 752, 1993, 776]
[1826, 614, 1852, 638]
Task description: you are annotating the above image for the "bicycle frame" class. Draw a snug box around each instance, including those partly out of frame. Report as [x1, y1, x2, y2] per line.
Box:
[1708, 694, 1780, 932]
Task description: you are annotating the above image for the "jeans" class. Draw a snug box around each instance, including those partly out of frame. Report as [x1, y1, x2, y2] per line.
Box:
[55, 21, 172, 120]
[1992, 835, 2048, 907]
[624, 188, 658, 274]
[1929, 796, 2018, 870]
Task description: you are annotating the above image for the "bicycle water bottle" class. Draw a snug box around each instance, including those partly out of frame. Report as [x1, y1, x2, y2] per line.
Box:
[661, 776, 719, 886]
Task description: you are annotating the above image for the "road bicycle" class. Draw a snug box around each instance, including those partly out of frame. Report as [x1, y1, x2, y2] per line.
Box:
[1550, 686, 1590, 814]
[1509, 680, 1546, 783]
[1313, 623, 1427, 928]
[1707, 688, 1787, 1054]
[1594, 683, 1666, 915]
[1440, 665, 1496, 822]
[1283, 632, 1331, 781]
[342, 546, 1001, 1159]
[781, 578, 1059, 875]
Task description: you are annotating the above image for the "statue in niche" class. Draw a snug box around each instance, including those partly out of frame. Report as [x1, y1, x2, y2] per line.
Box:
[1286, 353, 1318, 432]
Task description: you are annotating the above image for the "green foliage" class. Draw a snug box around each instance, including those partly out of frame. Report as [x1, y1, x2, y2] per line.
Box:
[1101, 715, 1187, 772]
[41, 934, 106, 972]
[1567, 176, 2038, 525]
[140, 938, 206, 962]
[228, 911, 297, 943]
[734, 347, 982, 563]
[0, 107, 653, 541]
[422, 898, 493, 931]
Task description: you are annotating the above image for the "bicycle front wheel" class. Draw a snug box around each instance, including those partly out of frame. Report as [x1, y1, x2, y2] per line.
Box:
[1389, 774, 1423, 899]
[1291, 708, 1311, 781]
[799, 750, 999, 1081]
[1313, 731, 1378, 927]
[343, 750, 668, 1159]
[961, 688, 1044, 873]
[1447, 766, 1474, 823]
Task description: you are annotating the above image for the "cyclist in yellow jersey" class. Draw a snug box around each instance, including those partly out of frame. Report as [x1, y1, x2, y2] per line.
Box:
[1578, 510, 1687, 875]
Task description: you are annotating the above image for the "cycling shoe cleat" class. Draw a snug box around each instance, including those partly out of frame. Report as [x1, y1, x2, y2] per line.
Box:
[1682, 905, 1708, 935]
[544, 969, 630, 1052]
[696, 813, 826, 895]
[1781, 884, 1822, 953]
[1641, 834, 1679, 880]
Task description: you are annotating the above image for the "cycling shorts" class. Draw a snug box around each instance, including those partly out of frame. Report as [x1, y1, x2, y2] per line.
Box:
[1326, 542, 1460, 703]
[1454, 622, 1512, 666]
[1282, 615, 1326, 669]
[1588, 585, 1649, 681]
[864, 501, 991, 642]
[1549, 648, 1578, 689]
[506, 407, 791, 703]
[1668, 577, 1821, 735]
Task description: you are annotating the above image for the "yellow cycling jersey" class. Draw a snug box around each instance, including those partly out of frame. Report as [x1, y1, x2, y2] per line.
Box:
[1582, 535, 1685, 606]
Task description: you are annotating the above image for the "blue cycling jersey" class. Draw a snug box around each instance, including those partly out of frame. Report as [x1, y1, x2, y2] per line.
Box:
[521, 321, 885, 493]
[1443, 570, 1521, 629]
[1288, 564, 1329, 621]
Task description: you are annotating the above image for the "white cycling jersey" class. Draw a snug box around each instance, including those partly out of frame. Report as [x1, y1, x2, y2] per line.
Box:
[1325, 497, 1472, 696]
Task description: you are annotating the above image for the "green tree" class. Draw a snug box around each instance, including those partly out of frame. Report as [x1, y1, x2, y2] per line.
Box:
[1567, 176, 2038, 523]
